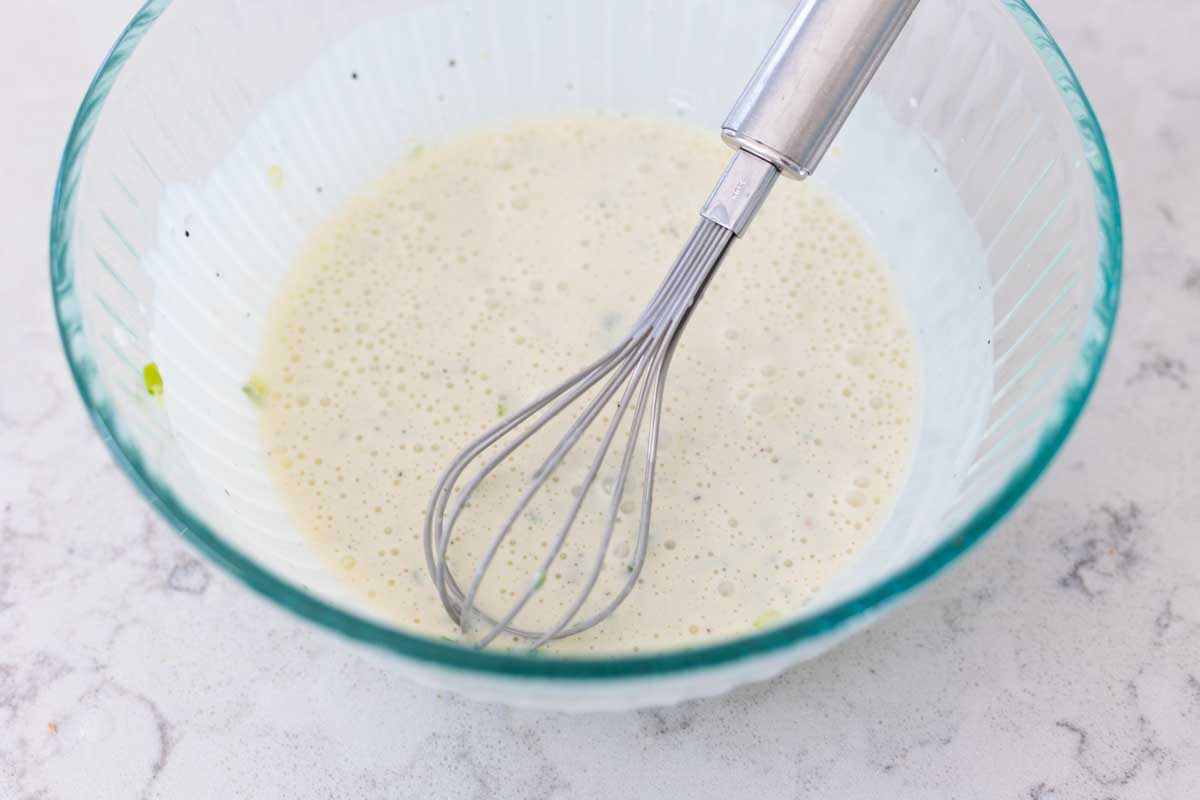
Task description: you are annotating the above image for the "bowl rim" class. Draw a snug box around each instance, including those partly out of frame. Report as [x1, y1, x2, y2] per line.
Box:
[51, 0, 1122, 680]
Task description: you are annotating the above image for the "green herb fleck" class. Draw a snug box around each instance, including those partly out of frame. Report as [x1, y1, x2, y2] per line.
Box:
[242, 375, 269, 406]
[752, 609, 782, 629]
[143, 362, 164, 397]
[533, 570, 546, 591]
[497, 402, 505, 418]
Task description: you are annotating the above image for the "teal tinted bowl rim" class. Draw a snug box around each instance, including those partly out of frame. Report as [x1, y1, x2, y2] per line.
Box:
[51, 0, 1121, 680]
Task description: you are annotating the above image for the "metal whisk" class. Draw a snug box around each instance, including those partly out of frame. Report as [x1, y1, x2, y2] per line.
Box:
[425, 0, 920, 649]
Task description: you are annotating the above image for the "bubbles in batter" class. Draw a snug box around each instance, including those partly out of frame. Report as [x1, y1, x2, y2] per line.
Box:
[257, 113, 918, 655]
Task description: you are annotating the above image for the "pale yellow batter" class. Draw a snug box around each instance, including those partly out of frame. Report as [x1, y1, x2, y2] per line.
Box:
[256, 113, 918, 654]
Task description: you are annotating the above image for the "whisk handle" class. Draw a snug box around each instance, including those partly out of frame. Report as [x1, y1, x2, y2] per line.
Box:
[722, 0, 920, 179]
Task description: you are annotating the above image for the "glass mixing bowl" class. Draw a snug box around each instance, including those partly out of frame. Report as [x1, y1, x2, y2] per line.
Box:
[52, 0, 1120, 710]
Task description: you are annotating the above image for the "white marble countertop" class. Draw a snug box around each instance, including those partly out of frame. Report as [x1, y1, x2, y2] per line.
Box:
[2, 1, 1198, 797]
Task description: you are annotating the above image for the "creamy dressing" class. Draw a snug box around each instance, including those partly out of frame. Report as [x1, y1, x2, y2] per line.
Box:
[256, 113, 918, 654]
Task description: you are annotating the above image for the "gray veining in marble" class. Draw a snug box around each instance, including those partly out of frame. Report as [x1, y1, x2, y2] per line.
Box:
[2, 0, 1199, 797]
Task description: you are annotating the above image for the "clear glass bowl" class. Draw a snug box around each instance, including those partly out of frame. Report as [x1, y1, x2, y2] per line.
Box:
[52, 0, 1120, 710]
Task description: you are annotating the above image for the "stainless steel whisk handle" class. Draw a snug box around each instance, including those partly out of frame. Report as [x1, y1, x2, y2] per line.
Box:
[701, 0, 919, 236]
[722, 0, 921, 179]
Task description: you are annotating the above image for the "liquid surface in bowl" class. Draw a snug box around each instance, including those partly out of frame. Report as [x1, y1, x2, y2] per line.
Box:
[256, 113, 918, 654]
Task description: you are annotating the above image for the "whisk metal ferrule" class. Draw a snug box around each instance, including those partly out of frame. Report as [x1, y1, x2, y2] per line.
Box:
[700, 149, 780, 236]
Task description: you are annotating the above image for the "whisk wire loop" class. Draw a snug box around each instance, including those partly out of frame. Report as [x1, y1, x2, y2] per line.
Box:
[423, 220, 734, 647]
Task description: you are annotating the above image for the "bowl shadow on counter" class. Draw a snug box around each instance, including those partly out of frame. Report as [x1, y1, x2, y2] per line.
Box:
[419, 481, 1148, 788]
